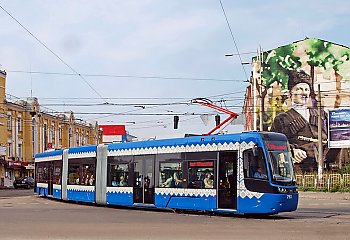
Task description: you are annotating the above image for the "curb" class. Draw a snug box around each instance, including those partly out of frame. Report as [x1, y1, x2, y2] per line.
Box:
[299, 192, 350, 200]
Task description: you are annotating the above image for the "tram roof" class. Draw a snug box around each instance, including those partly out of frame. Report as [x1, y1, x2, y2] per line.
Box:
[35, 149, 63, 158]
[35, 132, 286, 159]
[107, 132, 260, 151]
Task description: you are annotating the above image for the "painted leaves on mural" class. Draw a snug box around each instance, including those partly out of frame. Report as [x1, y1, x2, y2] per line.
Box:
[262, 44, 301, 90]
[257, 38, 350, 130]
[262, 38, 350, 91]
[305, 38, 350, 73]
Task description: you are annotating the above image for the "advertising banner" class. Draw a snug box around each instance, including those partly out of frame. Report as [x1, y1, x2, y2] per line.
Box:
[328, 109, 350, 148]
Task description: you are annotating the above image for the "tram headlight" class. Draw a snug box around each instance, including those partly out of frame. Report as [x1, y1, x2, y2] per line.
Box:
[278, 187, 288, 193]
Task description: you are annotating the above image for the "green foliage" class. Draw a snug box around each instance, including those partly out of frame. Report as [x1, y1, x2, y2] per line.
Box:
[258, 38, 350, 129]
[260, 38, 350, 94]
[305, 38, 348, 71]
[261, 44, 301, 90]
[298, 187, 328, 192]
[305, 38, 331, 67]
[337, 162, 350, 174]
[299, 187, 350, 193]
[330, 182, 342, 192]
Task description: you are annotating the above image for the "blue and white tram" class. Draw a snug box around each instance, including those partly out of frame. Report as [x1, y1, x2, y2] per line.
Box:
[34, 132, 298, 215]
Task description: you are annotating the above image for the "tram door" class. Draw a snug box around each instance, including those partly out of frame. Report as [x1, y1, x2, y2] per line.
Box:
[218, 151, 237, 209]
[133, 155, 155, 204]
[48, 161, 54, 196]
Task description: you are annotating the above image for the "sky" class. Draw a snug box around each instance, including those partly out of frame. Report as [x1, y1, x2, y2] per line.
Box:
[0, 0, 349, 139]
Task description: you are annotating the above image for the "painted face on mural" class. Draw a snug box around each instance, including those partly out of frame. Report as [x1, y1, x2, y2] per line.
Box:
[290, 83, 310, 106]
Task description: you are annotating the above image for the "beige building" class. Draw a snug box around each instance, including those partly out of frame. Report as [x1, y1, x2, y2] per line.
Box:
[0, 70, 101, 187]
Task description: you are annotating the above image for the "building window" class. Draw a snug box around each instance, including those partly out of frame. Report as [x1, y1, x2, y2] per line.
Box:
[49, 126, 52, 141]
[32, 142, 35, 158]
[18, 143, 22, 159]
[76, 132, 79, 146]
[69, 127, 73, 148]
[50, 125, 54, 144]
[17, 117, 22, 132]
[32, 119, 37, 157]
[82, 134, 85, 145]
[58, 126, 62, 140]
[32, 120, 35, 140]
[43, 124, 48, 150]
[7, 115, 11, 130]
[7, 142, 12, 157]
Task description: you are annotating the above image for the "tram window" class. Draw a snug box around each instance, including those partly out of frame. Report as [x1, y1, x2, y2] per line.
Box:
[53, 162, 62, 184]
[188, 161, 214, 189]
[35, 166, 42, 182]
[68, 164, 80, 185]
[159, 162, 182, 188]
[243, 148, 267, 179]
[68, 159, 96, 186]
[81, 164, 95, 186]
[36, 162, 48, 183]
[109, 163, 129, 187]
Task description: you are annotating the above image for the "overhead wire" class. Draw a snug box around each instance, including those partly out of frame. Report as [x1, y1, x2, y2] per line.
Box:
[7, 3, 347, 132]
[0, 2, 252, 129]
[7, 70, 247, 83]
[219, 0, 249, 81]
[0, 4, 109, 104]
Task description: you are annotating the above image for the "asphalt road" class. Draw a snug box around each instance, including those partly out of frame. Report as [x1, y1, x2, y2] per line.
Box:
[0, 189, 349, 240]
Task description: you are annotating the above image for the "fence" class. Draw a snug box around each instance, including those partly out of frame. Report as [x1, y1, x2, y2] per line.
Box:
[296, 173, 350, 191]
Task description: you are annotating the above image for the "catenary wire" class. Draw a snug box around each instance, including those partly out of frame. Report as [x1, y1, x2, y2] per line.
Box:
[0, 4, 109, 104]
[219, 0, 249, 80]
[6, 70, 247, 83]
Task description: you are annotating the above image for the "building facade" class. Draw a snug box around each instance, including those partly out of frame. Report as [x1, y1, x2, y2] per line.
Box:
[0, 71, 101, 187]
[243, 38, 350, 172]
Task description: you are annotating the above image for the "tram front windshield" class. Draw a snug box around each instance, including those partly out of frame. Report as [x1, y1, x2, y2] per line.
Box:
[265, 141, 295, 184]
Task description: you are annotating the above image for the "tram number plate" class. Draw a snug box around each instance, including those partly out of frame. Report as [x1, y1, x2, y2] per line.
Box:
[286, 195, 292, 199]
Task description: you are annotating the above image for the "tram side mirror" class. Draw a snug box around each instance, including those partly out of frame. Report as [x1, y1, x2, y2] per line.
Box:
[252, 145, 259, 157]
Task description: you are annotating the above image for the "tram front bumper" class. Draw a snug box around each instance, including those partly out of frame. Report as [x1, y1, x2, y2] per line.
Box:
[238, 193, 299, 214]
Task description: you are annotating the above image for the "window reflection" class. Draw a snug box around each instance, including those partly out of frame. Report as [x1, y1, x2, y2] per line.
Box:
[188, 161, 214, 189]
[159, 162, 182, 188]
[110, 164, 129, 187]
[67, 159, 96, 186]
[243, 148, 267, 180]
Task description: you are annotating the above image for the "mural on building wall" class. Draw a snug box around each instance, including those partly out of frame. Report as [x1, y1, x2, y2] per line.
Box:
[248, 38, 350, 172]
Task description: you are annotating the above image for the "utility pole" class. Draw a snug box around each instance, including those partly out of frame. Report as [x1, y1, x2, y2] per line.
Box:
[259, 47, 263, 131]
[251, 47, 264, 131]
[317, 83, 324, 179]
[252, 54, 259, 131]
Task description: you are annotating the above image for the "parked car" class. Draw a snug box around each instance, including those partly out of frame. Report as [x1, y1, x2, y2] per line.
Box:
[13, 177, 35, 189]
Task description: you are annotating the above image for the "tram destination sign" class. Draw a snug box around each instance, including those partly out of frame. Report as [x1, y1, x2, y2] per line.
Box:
[328, 109, 350, 148]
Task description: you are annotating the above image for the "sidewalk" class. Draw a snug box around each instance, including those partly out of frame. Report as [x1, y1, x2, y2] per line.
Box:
[299, 191, 350, 200]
